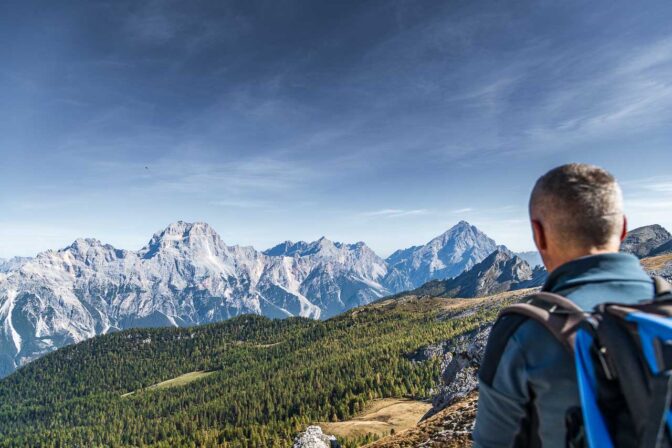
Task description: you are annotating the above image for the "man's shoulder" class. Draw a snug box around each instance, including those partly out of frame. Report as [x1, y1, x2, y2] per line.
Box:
[481, 309, 566, 387]
[510, 317, 565, 354]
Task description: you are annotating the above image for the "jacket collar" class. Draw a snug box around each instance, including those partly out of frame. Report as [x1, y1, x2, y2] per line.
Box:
[542, 252, 650, 294]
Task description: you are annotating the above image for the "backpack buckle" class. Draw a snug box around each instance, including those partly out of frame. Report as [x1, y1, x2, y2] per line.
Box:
[596, 346, 615, 381]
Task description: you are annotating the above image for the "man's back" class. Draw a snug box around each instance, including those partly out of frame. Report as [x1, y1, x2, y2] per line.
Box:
[473, 252, 654, 447]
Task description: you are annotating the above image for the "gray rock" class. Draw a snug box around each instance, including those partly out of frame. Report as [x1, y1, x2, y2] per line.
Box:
[293, 426, 339, 448]
[650, 239, 672, 257]
[621, 224, 672, 258]
[422, 326, 491, 419]
[647, 264, 672, 283]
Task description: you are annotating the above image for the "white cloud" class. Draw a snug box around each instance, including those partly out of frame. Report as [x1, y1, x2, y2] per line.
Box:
[451, 207, 474, 214]
[362, 209, 430, 218]
[622, 176, 672, 232]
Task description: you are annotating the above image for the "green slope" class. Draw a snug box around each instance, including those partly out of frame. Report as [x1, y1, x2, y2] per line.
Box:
[0, 292, 524, 448]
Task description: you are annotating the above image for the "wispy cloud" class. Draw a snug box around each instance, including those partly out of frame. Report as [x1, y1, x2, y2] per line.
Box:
[362, 209, 430, 218]
[622, 176, 672, 231]
[517, 35, 672, 151]
[642, 182, 672, 193]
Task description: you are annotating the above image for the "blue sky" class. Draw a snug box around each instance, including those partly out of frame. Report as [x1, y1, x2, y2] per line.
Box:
[1, 0, 671, 258]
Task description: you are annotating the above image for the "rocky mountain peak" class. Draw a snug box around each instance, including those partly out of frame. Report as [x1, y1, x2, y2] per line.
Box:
[621, 224, 672, 258]
[158, 221, 219, 240]
[304, 237, 339, 256]
[60, 238, 126, 264]
[140, 221, 225, 259]
[265, 237, 367, 259]
[264, 241, 308, 257]
[383, 221, 499, 291]
[431, 220, 484, 246]
[66, 238, 104, 252]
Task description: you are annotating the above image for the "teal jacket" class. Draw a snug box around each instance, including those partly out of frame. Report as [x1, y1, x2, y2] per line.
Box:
[473, 252, 654, 448]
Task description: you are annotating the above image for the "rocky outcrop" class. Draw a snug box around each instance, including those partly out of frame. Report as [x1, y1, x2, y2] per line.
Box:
[642, 254, 672, 283]
[420, 326, 490, 419]
[651, 240, 672, 257]
[621, 224, 672, 258]
[293, 426, 339, 448]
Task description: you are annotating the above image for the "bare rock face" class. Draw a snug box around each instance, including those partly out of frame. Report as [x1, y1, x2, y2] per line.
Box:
[412, 249, 547, 299]
[384, 221, 499, 292]
[651, 240, 672, 257]
[421, 326, 491, 419]
[621, 224, 672, 258]
[293, 426, 339, 448]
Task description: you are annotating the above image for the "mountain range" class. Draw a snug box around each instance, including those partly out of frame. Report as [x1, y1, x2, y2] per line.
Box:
[0, 220, 515, 376]
[0, 223, 670, 447]
[2, 221, 669, 378]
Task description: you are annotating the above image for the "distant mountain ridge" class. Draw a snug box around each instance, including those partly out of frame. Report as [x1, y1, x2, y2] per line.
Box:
[411, 248, 547, 298]
[2, 220, 671, 377]
[515, 251, 543, 268]
[383, 221, 499, 292]
[0, 257, 31, 273]
[0, 220, 503, 376]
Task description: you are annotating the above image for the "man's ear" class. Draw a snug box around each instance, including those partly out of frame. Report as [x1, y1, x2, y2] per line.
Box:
[531, 219, 547, 251]
[620, 215, 628, 242]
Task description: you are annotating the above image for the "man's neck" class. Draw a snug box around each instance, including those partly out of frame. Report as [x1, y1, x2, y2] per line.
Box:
[545, 247, 620, 274]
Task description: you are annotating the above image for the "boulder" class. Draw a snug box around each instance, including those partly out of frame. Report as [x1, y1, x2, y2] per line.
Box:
[293, 426, 339, 448]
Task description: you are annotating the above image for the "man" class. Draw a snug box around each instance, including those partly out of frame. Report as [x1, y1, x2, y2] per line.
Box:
[473, 163, 655, 447]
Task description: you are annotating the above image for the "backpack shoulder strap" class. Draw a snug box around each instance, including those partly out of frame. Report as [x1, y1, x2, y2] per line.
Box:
[652, 276, 672, 298]
[479, 292, 584, 387]
[500, 292, 584, 352]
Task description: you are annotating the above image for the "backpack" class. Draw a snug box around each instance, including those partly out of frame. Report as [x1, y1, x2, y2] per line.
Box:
[479, 277, 672, 448]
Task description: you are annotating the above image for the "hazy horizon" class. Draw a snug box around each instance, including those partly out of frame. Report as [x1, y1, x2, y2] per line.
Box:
[2, 0, 672, 258]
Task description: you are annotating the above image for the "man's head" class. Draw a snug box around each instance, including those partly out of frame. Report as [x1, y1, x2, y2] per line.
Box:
[529, 163, 627, 273]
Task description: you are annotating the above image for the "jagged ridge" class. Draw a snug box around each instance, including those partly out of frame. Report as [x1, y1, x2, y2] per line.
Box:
[0, 220, 501, 376]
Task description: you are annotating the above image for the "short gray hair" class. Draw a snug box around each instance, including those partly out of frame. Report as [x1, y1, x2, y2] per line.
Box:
[529, 163, 624, 249]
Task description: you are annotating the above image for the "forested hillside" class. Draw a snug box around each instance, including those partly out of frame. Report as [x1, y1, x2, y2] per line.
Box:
[0, 292, 516, 447]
